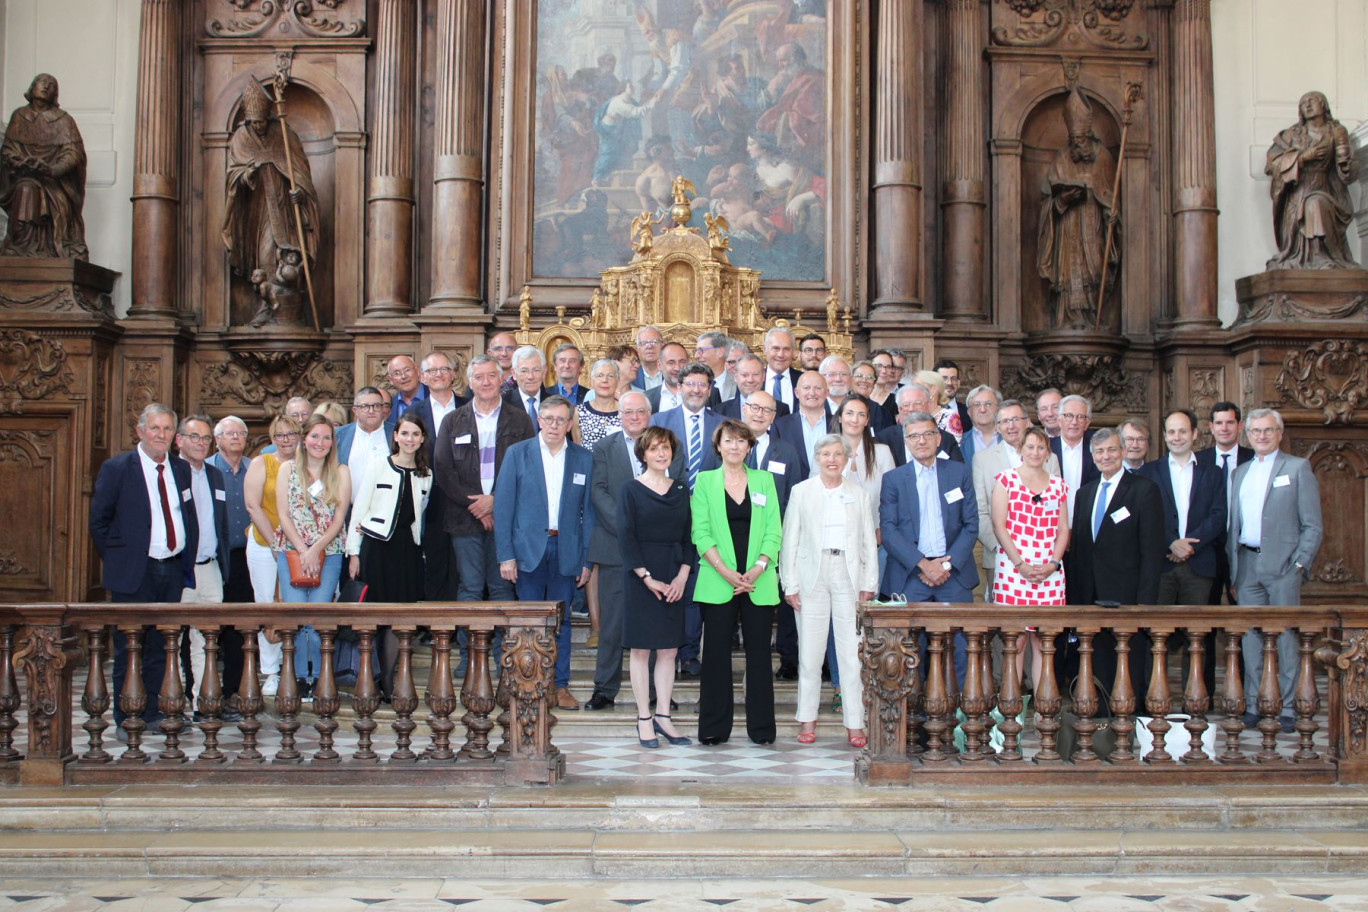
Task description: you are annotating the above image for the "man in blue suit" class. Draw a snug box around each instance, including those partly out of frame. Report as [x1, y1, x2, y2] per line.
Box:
[958, 385, 1001, 471]
[89, 403, 200, 729]
[494, 395, 596, 711]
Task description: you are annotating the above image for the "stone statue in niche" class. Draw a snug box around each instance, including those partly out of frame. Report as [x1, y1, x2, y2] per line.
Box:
[222, 79, 319, 328]
[1265, 91, 1360, 270]
[1037, 87, 1119, 330]
[0, 74, 88, 260]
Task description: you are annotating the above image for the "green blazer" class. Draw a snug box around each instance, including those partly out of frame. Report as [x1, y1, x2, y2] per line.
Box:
[690, 467, 783, 606]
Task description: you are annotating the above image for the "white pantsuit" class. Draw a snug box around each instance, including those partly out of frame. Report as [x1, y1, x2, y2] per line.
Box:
[246, 536, 282, 673]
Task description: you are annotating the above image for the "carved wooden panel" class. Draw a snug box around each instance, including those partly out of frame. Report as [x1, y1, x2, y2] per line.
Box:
[1188, 365, 1224, 449]
[0, 331, 76, 415]
[0, 425, 67, 600]
[1291, 438, 1368, 601]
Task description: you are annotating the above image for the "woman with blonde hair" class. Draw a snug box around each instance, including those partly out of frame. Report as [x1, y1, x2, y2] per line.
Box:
[312, 400, 349, 427]
[243, 413, 299, 696]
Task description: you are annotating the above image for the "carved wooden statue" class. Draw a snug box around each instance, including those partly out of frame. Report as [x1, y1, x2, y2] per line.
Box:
[0, 74, 88, 260]
[222, 79, 320, 327]
[1265, 90, 1360, 271]
[1037, 87, 1119, 330]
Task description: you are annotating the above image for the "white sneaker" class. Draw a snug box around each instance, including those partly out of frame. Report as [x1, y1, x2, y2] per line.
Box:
[262, 673, 280, 696]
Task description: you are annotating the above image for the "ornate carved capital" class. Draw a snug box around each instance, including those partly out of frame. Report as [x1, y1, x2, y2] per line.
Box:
[206, 0, 364, 38]
[1003, 352, 1144, 413]
[0, 332, 74, 415]
[1275, 340, 1368, 425]
[992, 0, 1146, 49]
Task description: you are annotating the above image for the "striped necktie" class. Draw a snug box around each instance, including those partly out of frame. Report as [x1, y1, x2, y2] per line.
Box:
[687, 413, 702, 490]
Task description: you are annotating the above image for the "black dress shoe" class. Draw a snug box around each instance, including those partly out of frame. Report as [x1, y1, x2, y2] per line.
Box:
[699, 736, 727, 745]
[585, 693, 615, 711]
[679, 660, 702, 678]
[1241, 711, 1260, 729]
[1280, 715, 1297, 735]
[775, 663, 798, 680]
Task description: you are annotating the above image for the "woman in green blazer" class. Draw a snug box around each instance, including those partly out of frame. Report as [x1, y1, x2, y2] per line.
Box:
[691, 419, 783, 744]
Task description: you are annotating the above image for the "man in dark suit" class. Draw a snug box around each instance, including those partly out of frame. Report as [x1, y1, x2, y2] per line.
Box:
[403, 351, 471, 601]
[89, 403, 200, 729]
[495, 395, 595, 711]
[645, 342, 692, 413]
[719, 354, 790, 421]
[772, 371, 831, 479]
[1065, 427, 1166, 700]
[545, 342, 588, 405]
[878, 383, 963, 467]
[501, 345, 552, 430]
[934, 358, 973, 439]
[1195, 400, 1254, 604]
[763, 327, 804, 412]
[1049, 394, 1098, 526]
[631, 325, 666, 391]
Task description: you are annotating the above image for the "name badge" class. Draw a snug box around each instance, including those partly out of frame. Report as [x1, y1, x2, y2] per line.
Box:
[1273, 474, 1290, 488]
[572, 473, 586, 486]
[214, 489, 226, 502]
[454, 434, 472, 445]
[751, 492, 767, 507]
[840, 493, 857, 505]
[308, 479, 324, 498]
[181, 488, 192, 503]
[769, 461, 787, 475]
[1110, 506, 1131, 524]
[945, 487, 964, 504]
[937, 450, 949, 460]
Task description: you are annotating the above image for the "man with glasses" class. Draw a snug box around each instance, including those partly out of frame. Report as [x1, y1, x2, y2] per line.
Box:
[1229, 408, 1322, 733]
[765, 327, 802, 411]
[487, 330, 519, 391]
[796, 333, 826, 371]
[386, 354, 428, 421]
[209, 415, 251, 707]
[959, 385, 1001, 470]
[1049, 394, 1098, 525]
[720, 353, 790, 420]
[694, 331, 736, 403]
[935, 358, 973, 439]
[335, 387, 391, 502]
[971, 399, 1059, 595]
[1119, 418, 1150, 472]
[818, 355, 853, 413]
[877, 383, 963, 468]
[404, 352, 470, 600]
[631, 325, 666, 390]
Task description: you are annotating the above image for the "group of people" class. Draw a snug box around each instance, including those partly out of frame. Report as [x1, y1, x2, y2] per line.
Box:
[89, 324, 1323, 747]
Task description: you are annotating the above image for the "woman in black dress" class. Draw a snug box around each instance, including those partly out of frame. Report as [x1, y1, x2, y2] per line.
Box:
[619, 426, 693, 749]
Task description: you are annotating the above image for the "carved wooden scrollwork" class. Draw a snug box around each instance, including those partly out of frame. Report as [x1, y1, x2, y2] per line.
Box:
[1289, 440, 1367, 586]
[992, 0, 1146, 50]
[1238, 293, 1368, 326]
[1003, 353, 1144, 413]
[124, 360, 161, 438]
[501, 626, 556, 749]
[206, 0, 364, 39]
[1275, 340, 1368, 425]
[1335, 630, 1368, 757]
[199, 352, 354, 411]
[0, 284, 113, 318]
[861, 623, 919, 753]
[1189, 368, 1223, 449]
[0, 331, 74, 415]
[13, 624, 80, 759]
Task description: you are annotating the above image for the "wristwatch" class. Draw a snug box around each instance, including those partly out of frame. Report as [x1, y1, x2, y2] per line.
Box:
[940, 560, 952, 572]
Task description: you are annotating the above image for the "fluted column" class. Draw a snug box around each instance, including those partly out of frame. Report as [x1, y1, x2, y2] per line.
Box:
[129, 0, 182, 319]
[1171, 0, 1219, 326]
[429, 0, 487, 311]
[366, 0, 417, 317]
[940, 0, 987, 321]
[872, 0, 924, 312]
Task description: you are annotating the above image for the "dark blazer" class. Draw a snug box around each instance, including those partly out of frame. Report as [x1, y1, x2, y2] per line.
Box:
[587, 431, 685, 566]
[1138, 455, 1228, 580]
[954, 399, 972, 439]
[718, 395, 790, 421]
[494, 437, 596, 576]
[1050, 430, 1099, 490]
[880, 458, 980, 596]
[763, 366, 804, 410]
[405, 391, 472, 458]
[1195, 445, 1254, 471]
[650, 405, 724, 475]
[772, 406, 833, 479]
[1195, 444, 1255, 595]
[544, 381, 588, 406]
[1066, 470, 1166, 605]
[878, 424, 963, 468]
[433, 401, 535, 536]
[750, 434, 803, 517]
[647, 384, 721, 413]
[89, 449, 200, 595]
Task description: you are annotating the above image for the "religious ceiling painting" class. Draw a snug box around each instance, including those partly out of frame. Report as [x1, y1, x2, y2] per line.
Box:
[531, 0, 828, 283]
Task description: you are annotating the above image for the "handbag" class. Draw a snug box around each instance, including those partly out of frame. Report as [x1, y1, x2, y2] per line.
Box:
[284, 549, 321, 589]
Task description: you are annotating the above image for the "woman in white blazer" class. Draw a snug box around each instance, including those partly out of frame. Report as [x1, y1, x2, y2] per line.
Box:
[779, 434, 879, 748]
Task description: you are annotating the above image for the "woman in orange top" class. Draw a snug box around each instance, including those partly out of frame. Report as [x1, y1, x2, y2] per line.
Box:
[243, 414, 299, 696]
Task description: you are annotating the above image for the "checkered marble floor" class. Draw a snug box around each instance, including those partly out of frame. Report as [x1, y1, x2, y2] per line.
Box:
[561, 736, 858, 780]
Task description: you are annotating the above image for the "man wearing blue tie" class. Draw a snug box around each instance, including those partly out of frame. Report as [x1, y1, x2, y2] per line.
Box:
[495, 395, 596, 711]
[503, 345, 552, 431]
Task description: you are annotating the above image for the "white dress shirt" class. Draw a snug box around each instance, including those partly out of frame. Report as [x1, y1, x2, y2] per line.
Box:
[138, 445, 186, 559]
[188, 462, 218, 562]
[1061, 439, 1085, 521]
[430, 391, 460, 438]
[1167, 452, 1195, 539]
[752, 431, 770, 469]
[658, 385, 684, 413]
[540, 435, 567, 531]
[348, 424, 389, 499]
[1237, 452, 1277, 548]
[766, 368, 795, 410]
[1090, 468, 1124, 535]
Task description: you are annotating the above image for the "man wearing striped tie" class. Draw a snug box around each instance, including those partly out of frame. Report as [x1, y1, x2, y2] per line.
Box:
[651, 361, 723, 675]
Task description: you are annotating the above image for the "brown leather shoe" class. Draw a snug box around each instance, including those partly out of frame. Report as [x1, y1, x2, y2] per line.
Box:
[556, 687, 580, 711]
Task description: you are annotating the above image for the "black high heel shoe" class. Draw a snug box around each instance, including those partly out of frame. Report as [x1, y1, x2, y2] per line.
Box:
[653, 714, 692, 746]
[636, 716, 659, 749]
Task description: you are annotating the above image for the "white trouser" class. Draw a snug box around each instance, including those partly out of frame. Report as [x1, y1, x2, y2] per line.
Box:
[181, 559, 225, 709]
[246, 537, 282, 674]
[795, 551, 864, 729]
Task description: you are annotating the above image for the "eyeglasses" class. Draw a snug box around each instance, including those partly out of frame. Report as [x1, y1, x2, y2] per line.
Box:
[1247, 427, 1279, 437]
[904, 431, 938, 442]
[354, 403, 385, 412]
[1121, 436, 1148, 446]
[694, 346, 718, 356]
[1060, 413, 1089, 422]
[540, 415, 570, 427]
[388, 367, 415, 378]
[424, 366, 453, 375]
[744, 403, 777, 416]
[970, 401, 997, 411]
[637, 339, 661, 347]
[998, 416, 1026, 425]
[273, 432, 299, 441]
[620, 408, 651, 418]
[591, 373, 617, 382]
[682, 381, 711, 391]
[179, 434, 212, 444]
[853, 374, 876, 384]
[218, 430, 248, 439]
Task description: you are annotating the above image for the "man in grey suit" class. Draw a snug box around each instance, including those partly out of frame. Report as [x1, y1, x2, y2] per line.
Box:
[1229, 408, 1322, 733]
[971, 399, 1060, 598]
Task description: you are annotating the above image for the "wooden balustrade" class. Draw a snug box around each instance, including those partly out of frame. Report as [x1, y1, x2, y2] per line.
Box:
[859, 602, 1368, 786]
[0, 602, 564, 786]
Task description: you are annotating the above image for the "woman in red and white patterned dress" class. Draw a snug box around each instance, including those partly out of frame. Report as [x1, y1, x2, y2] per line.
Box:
[990, 426, 1070, 689]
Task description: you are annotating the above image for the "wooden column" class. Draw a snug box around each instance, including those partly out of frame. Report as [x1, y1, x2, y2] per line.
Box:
[367, 0, 417, 318]
[871, 0, 924, 312]
[1171, 0, 1220, 327]
[130, 0, 182, 319]
[429, 0, 487, 311]
[940, 0, 987, 321]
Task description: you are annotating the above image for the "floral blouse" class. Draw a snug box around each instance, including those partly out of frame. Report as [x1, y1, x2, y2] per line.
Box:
[275, 467, 344, 555]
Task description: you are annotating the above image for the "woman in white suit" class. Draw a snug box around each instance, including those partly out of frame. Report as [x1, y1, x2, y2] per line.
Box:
[779, 434, 879, 748]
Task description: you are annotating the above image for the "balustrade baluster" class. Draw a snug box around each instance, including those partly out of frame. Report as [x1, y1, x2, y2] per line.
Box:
[1255, 629, 1283, 763]
[997, 629, 1023, 762]
[312, 630, 341, 762]
[0, 626, 17, 763]
[1183, 630, 1212, 764]
[959, 631, 987, 761]
[353, 628, 380, 761]
[1072, 631, 1100, 764]
[461, 628, 497, 760]
[117, 626, 149, 762]
[1292, 629, 1320, 763]
[232, 625, 264, 762]
[1218, 630, 1248, 763]
[494, 652, 512, 759]
[921, 633, 950, 762]
[1110, 630, 1137, 763]
[80, 628, 111, 762]
[1144, 628, 1174, 764]
[274, 630, 302, 763]
[905, 627, 925, 756]
[196, 628, 226, 763]
[1033, 627, 1062, 763]
[426, 629, 458, 761]
[156, 627, 187, 762]
[980, 628, 997, 752]
[391, 629, 420, 761]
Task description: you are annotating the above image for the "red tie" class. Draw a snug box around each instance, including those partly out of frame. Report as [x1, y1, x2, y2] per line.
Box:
[157, 463, 177, 552]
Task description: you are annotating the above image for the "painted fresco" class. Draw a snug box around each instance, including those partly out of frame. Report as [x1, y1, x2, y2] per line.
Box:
[532, 0, 828, 282]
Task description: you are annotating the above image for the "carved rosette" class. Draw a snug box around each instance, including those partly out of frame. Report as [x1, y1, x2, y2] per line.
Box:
[1003, 353, 1144, 413]
[1335, 630, 1368, 757]
[206, 0, 364, 38]
[1275, 340, 1368, 425]
[992, 0, 1146, 50]
[861, 624, 919, 753]
[199, 352, 353, 411]
[0, 331, 75, 415]
[13, 624, 80, 759]
[501, 626, 555, 750]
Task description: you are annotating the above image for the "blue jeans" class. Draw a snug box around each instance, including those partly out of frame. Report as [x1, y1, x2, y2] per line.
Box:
[453, 531, 516, 603]
[274, 551, 341, 682]
[514, 536, 578, 689]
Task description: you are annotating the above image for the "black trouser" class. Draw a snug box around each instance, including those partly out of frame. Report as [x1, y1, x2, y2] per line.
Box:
[217, 547, 250, 697]
[699, 597, 776, 743]
[421, 497, 459, 601]
[111, 557, 184, 725]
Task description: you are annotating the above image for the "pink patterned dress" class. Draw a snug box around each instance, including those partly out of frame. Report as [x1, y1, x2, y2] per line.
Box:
[991, 469, 1068, 606]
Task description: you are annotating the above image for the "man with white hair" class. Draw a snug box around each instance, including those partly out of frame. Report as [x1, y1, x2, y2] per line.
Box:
[1049, 394, 1097, 524]
[876, 383, 963, 467]
[819, 355, 852, 413]
[502, 345, 553, 430]
[631, 325, 666, 390]
[209, 415, 251, 709]
[763, 327, 801, 411]
[959, 385, 1001, 470]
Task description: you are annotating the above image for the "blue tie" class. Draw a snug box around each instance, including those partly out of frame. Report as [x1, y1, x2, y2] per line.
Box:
[771, 372, 783, 404]
[526, 395, 539, 432]
[1092, 480, 1111, 540]
[687, 414, 702, 490]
